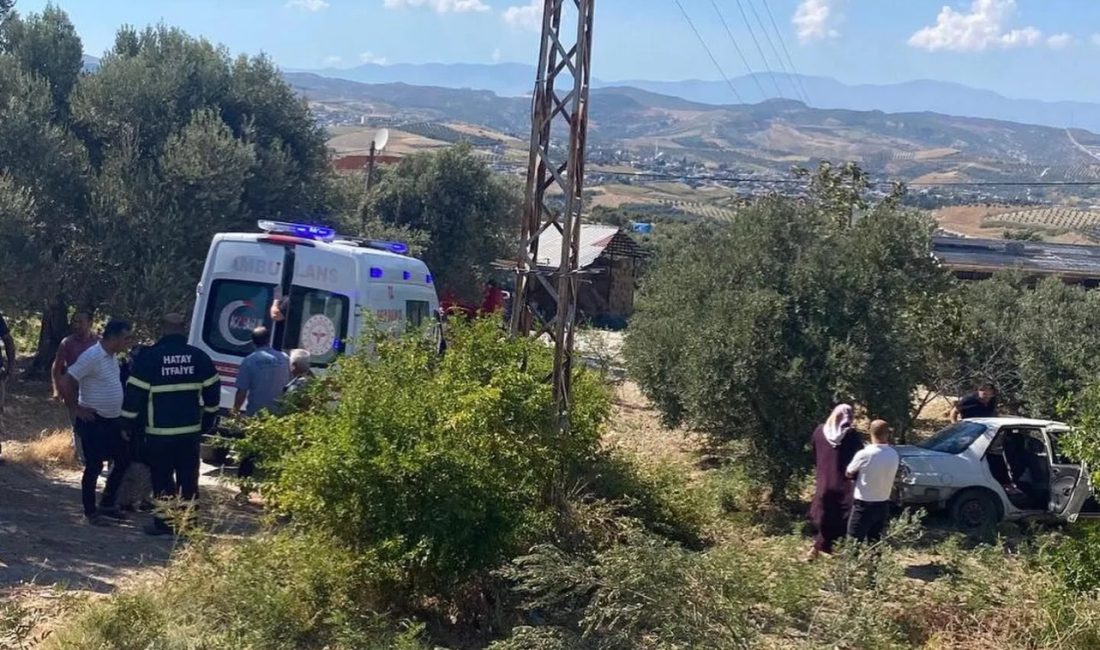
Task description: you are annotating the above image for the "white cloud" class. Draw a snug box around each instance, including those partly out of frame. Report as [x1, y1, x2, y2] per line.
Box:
[1092, 33, 1100, 46]
[383, 0, 489, 13]
[908, 0, 1045, 52]
[287, 0, 329, 12]
[1047, 33, 1074, 49]
[360, 51, 389, 65]
[491, 47, 502, 63]
[502, 0, 542, 32]
[322, 55, 343, 66]
[793, 0, 842, 42]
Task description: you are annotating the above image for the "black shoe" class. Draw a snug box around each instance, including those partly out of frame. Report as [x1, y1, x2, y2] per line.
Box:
[143, 521, 174, 537]
[97, 506, 128, 520]
[85, 514, 111, 527]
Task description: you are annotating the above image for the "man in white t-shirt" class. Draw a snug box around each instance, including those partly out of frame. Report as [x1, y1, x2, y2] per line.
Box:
[845, 419, 900, 544]
[59, 320, 133, 525]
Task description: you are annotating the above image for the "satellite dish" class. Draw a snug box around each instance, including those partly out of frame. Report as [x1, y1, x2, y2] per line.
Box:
[373, 128, 390, 152]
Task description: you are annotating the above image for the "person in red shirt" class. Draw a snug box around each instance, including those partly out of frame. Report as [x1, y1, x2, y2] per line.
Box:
[480, 280, 506, 316]
[52, 311, 99, 463]
[53, 311, 99, 400]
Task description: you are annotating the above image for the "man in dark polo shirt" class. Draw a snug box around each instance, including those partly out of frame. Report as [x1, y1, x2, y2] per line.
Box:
[951, 382, 999, 422]
[0, 311, 15, 456]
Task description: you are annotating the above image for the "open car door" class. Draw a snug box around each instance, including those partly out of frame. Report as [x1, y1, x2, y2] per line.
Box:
[1046, 429, 1092, 523]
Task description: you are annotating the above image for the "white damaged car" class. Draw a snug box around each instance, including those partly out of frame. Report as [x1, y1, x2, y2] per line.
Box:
[895, 418, 1097, 529]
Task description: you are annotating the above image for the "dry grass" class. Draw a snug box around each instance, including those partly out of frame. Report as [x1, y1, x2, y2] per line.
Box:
[7, 428, 79, 471]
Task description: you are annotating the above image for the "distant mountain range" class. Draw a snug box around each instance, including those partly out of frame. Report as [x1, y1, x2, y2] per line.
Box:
[81, 53, 1100, 183]
[286, 71, 1100, 185]
[293, 61, 1100, 134]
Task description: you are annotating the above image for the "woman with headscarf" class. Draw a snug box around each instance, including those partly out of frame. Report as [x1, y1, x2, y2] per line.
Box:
[808, 403, 864, 560]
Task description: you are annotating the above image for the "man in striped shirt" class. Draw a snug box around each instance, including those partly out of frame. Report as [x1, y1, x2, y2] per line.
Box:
[59, 320, 133, 525]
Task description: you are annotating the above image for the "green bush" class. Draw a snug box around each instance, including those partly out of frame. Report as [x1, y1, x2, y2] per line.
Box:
[1048, 523, 1100, 595]
[584, 451, 713, 549]
[247, 318, 611, 596]
[47, 532, 426, 650]
[496, 529, 758, 650]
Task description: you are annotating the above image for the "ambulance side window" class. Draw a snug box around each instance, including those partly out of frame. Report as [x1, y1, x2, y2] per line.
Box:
[202, 280, 275, 357]
[406, 300, 430, 328]
[284, 286, 350, 367]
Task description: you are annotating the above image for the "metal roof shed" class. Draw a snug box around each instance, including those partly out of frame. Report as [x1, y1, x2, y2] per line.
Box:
[527, 224, 647, 328]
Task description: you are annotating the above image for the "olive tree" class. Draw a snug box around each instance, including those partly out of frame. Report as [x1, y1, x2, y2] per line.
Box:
[624, 167, 952, 497]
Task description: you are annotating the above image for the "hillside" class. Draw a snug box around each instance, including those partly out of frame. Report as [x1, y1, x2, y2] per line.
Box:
[285, 72, 1100, 184]
[295, 61, 1100, 133]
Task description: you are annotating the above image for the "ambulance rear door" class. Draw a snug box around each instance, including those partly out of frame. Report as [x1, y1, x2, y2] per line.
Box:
[279, 244, 357, 369]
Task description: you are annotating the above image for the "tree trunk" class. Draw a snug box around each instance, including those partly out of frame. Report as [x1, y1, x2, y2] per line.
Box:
[25, 297, 68, 379]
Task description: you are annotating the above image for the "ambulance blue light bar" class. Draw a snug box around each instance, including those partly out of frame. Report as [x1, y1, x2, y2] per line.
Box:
[364, 239, 409, 255]
[257, 220, 336, 242]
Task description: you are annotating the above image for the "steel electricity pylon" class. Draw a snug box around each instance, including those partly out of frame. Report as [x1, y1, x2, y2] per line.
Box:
[509, 0, 595, 433]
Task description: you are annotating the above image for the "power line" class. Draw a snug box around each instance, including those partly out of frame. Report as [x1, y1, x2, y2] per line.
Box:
[759, 0, 811, 104]
[672, 0, 746, 104]
[709, 0, 770, 102]
[744, 0, 804, 103]
[732, 0, 785, 99]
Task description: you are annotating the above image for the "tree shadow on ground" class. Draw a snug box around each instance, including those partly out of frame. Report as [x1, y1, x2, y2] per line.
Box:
[0, 461, 262, 595]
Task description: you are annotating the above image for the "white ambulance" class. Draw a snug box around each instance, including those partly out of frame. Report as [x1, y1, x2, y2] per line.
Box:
[188, 220, 440, 414]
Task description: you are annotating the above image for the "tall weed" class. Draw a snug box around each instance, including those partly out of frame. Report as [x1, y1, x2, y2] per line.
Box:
[47, 532, 426, 650]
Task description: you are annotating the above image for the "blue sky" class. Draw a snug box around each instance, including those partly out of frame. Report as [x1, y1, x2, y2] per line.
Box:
[15, 0, 1100, 102]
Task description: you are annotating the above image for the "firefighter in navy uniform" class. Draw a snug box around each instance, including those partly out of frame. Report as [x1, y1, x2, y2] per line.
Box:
[121, 314, 220, 536]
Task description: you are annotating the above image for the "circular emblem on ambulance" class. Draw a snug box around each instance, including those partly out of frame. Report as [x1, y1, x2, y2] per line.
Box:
[301, 314, 337, 356]
[219, 300, 260, 347]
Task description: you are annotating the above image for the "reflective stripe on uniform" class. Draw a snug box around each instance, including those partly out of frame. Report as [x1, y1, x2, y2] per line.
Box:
[145, 424, 203, 436]
[126, 376, 153, 391]
[120, 409, 139, 419]
[202, 374, 220, 387]
[150, 383, 203, 393]
[203, 406, 220, 413]
[144, 383, 207, 430]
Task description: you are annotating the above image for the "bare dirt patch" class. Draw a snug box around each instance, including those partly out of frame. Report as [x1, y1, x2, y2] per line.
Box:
[1, 379, 260, 605]
[604, 381, 707, 474]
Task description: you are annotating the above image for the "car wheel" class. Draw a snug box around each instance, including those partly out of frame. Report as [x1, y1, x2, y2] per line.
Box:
[949, 488, 1002, 531]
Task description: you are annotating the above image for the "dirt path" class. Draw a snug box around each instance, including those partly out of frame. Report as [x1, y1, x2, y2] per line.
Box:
[1, 378, 260, 598]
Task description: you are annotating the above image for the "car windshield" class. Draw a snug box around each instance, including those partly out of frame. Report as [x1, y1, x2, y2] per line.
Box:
[917, 421, 988, 455]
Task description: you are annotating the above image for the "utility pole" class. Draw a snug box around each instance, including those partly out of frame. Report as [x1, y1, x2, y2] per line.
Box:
[359, 142, 377, 236]
[360, 128, 389, 236]
[510, 0, 595, 434]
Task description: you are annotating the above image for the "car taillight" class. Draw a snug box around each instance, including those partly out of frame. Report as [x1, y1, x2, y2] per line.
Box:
[897, 461, 915, 485]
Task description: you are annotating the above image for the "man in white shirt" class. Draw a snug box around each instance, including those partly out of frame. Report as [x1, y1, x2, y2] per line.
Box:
[59, 320, 133, 525]
[845, 420, 900, 544]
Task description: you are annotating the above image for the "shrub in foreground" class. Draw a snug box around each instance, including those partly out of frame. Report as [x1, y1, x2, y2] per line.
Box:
[47, 532, 425, 650]
[247, 318, 611, 596]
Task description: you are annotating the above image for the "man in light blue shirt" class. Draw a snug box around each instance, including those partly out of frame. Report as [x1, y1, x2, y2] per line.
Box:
[232, 326, 290, 418]
[232, 326, 290, 483]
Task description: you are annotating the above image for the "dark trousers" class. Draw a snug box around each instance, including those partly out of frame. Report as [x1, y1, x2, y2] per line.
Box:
[77, 416, 131, 517]
[847, 499, 891, 543]
[146, 434, 201, 532]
